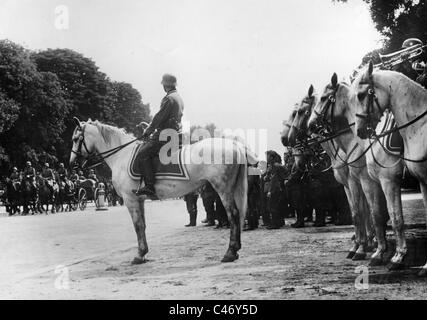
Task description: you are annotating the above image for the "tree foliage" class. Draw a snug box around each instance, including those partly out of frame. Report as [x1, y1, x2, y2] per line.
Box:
[0, 40, 151, 175]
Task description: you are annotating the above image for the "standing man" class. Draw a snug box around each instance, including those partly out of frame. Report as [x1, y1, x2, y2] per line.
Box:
[133, 74, 184, 198]
[200, 182, 216, 227]
[183, 191, 199, 227]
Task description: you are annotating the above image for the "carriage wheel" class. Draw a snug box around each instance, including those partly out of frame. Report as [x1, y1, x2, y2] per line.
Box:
[78, 188, 87, 211]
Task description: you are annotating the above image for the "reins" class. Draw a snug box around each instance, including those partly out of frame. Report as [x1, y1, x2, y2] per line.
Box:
[356, 74, 427, 163]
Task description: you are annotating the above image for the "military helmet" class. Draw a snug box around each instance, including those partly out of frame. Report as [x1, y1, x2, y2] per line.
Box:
[402, 38, 423, 48]
[161, 73, 177, 86]
[59, 162, 64, 167]
[12, 167, 17, 171]
[26, 161, 31, 166]
[45, 163, 49, 167]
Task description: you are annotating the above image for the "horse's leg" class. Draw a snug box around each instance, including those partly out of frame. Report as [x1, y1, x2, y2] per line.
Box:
[379, 176, 406, 270]
[217, 193, 241, 262]
[361, 179, 388, 266]
[418, 181, 427, 277]
[346, 178, 365, 259]
[125, 196, 148, 264]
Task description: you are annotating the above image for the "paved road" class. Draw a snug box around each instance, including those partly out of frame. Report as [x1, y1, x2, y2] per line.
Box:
[0, 194, 425, 299]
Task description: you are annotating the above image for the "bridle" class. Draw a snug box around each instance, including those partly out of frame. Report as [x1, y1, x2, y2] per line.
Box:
[355, 74, 382, 137]
[71, 122, 141, 169]
[354, 74, 427, 163]
[71, 125, 94, 160]
[313, 85, 339, 135]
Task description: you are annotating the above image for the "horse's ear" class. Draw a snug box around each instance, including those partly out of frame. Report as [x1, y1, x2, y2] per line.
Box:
[73, 117, 81, 128]
[368, 60, 374, 76]
[331, 73, 338, 88]
[308, 84, 314, 97]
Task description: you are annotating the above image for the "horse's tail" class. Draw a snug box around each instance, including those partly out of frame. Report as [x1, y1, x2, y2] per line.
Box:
[233, 149, 249, 231]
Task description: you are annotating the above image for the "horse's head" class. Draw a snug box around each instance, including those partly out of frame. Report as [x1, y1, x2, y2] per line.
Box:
[308, 73, 352, 135]
[281, 105, 298, 147]
[69, 117, 99, 167]
[352, 61, 389, 139]
[288, 85, 316, 147]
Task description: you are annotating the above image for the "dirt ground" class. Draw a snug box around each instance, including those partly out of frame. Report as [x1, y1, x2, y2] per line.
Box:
[0, 194, 426, 300]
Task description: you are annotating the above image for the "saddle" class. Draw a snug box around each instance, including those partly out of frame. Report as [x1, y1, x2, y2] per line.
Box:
[376, 111, 403, 155]
[128, 142, 190, 181]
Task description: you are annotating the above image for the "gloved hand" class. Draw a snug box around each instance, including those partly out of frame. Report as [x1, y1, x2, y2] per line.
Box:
[141, 129, 151, 139]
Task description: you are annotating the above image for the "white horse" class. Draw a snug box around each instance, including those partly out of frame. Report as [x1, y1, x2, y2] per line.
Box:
[308, 75, 403, 267]
[69, 118, 256, 264]
[353, 62, 427, 276]
[286, 85, 375, 261]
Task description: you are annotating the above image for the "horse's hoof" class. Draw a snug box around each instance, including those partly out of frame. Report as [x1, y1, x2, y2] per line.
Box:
[418, 268, 427, 277]
[388, 262, 405, 271]
[131, 256, 147, 265]
[221, 253, 239, 263]
[369, 257, 384, 267]
[352, 253, 367, 261]
[346, 251, 356, 259]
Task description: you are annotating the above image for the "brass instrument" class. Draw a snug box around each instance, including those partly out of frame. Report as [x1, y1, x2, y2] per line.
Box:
[379, 43, 426, 70]
[350, 42, 426, 82]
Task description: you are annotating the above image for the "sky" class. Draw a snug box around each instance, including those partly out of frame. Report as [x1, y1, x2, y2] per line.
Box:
[0, 0, 382, 159]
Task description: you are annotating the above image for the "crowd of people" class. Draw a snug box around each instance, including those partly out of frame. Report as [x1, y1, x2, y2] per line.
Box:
[0, 161, 124, 215]
[183, 149, 352, 231]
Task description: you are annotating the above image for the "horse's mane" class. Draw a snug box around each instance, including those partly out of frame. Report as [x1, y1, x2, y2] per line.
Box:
[87, 119, 135, 144]
[378, 70, 426, 95]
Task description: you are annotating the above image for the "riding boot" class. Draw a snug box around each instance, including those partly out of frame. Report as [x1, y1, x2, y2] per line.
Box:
[132, 176, 145, 196]
[185, 213, 197, 227]
[291, 209, 305, 228]
[314, 209, 326, 227]
[133, 158, 157, 198]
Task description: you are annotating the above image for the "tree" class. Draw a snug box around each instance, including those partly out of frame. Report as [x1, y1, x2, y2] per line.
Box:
[107, 82, 151, 136]
[0, 40, 68, 171]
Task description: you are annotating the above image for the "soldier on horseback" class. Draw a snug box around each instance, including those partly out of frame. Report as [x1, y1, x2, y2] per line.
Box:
[88, 169, 98, 184]
[57, 162, 68, 182]
[10, 167, 20, 183]
[132, 74, 184, 198]
[41, 163, 55, 192]
[23, 161, 36, 187]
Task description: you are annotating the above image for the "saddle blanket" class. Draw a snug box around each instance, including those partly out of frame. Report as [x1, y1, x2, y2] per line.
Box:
[128, 142, 190, 181]
[376, 111, 403, 155]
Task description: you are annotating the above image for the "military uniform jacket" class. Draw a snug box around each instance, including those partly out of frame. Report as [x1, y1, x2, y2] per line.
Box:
[58, 168, 68, 178]
[41, 168, 54, 180]
[23, 167, 35, 180]
[145, 89, 184, 140]
[10, 172, 20, 181]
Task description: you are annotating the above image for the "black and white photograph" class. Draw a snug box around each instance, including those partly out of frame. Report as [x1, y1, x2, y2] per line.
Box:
[0, 0, 427, 302]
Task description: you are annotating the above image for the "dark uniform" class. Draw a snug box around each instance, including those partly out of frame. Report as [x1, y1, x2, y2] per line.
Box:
[265, 152, 288, 229]
[88, 170, 98, 184]
[200, 182, 216, 226]
[183, 191, 198, 227]
[23, 164, 36, 184]
[57, 165, 68, 182]
[10, 170, 20, 182]
[133, 74, 184, 197]
[245, 170, 261, 230]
